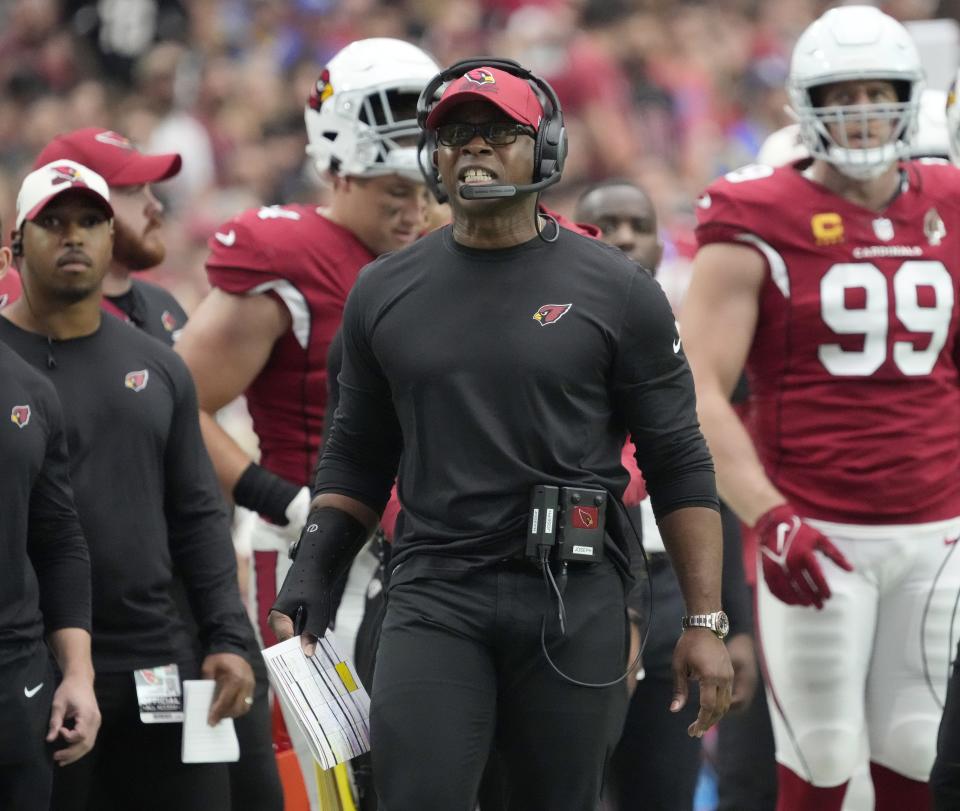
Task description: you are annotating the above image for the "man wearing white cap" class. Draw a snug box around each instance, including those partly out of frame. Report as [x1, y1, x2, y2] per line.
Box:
[32, 128, 283, 811]
[0, 220, 99, 809]
[2, 160, 256, 811]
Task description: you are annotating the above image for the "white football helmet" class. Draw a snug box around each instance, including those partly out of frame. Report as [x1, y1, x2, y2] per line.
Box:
[757, 124, 808, 167]
[910, 88, 948, 159]
[947, 71, 960, 166]
[788, 6, 924, 180]
[305, 38, 439, 181]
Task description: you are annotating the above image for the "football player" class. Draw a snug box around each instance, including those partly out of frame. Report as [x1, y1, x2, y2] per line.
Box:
[174, 37, 438, 808]
[682, 7, 960, 810]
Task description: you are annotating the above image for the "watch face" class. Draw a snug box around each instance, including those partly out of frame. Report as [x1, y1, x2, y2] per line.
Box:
[716, 611, 730, 637]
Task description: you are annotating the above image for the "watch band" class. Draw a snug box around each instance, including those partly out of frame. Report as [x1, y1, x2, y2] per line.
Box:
[680, 610, 729, 640]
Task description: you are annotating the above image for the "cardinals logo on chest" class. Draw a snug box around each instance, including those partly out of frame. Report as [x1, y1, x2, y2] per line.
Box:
[532, 303, 572, 326]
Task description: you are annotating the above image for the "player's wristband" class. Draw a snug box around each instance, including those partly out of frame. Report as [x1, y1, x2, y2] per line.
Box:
[233, 462, 300, 526]
[274, 507, 369, 636]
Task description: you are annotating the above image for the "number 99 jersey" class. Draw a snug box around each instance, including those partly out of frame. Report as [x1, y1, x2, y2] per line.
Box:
[695, 159, 960, 525]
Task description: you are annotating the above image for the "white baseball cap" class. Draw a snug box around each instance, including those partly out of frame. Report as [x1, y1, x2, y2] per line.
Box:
[16, 159, 113, 230]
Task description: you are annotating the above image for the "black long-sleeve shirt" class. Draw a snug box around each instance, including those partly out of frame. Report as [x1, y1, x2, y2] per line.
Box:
[0, 315, 253, 672]
[103, 278, 187, 347]
[0, 340, 90, 664]
[316, 225, 718, 573]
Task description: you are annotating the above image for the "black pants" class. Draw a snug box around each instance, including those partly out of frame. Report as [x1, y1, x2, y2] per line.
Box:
[168, 574, 282, 811]
[230, 651, 283, 811]
[370, 557, 628, 811]
[610, 555, 701, 810]
[0, 643, 54, 810]
[932, 639, 960, 810]
[50, 664, 230, 811]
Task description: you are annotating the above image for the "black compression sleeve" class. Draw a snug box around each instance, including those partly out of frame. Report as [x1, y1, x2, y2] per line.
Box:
[313, 282, 402, 512]
[273, 507, 368, 637]
[234, 462, 300, 525]
[166, 365, 255, 657]
[320, 329, 343, 456]
[614, 272, 718, 517]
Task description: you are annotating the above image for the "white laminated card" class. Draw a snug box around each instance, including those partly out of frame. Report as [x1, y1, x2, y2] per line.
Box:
[181, 680, 240, 763]
[261, 635, 371, 770]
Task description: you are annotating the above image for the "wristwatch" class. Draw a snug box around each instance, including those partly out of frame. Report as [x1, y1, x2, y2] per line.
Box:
[681, 610, 729, 640]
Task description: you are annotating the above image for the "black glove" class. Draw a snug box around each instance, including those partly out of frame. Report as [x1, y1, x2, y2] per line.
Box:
[272, 507, 368, 638]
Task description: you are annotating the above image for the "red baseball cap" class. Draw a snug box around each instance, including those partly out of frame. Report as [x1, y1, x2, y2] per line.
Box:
[33, 128, 182, 187]
[425, 66, 544, 131]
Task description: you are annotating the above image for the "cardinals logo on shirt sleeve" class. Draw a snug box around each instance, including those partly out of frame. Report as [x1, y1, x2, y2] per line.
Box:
[124, 370, 149, 392]
[532, 303, 572, 326]
[10, 405, 30, 428]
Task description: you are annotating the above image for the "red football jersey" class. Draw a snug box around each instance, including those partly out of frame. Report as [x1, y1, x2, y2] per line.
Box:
[206, 204, 375, 486]
[0, 267, 22, 309]
[696, 160, 960, 524]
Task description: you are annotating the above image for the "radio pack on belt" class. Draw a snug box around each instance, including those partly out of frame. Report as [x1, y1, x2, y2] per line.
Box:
[525, 485, 607, 563]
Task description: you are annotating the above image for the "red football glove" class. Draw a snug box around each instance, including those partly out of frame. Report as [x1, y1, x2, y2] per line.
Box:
[755, 505, 853, 610]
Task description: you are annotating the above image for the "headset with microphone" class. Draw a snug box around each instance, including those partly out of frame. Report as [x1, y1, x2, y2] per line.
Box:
[416, 57, 567, 204]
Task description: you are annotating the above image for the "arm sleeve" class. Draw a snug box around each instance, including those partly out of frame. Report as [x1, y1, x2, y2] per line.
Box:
[612, 271, 719, 519]
[313, 279, 403, 513]
[164, 360, 256, 658]
[318, 328, 344, 459]
[27, 395, 91, 634]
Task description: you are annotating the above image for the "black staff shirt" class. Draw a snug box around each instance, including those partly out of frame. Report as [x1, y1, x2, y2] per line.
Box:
[0, 341, 90, 664]
[316, 225, 718, 573]
[103, 278, 187, 347]
[0, 314, 251, 672]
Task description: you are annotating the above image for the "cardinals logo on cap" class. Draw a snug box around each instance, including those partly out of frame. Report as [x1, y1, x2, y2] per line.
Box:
[465, 69, 495, 86]
[308, 69, 334, 111]
[50, 164, 83, 186]
[124, 369, 149, 392]
[532, 303, 572, 326]
[94, 131, 134, 150]
[11, 404, 30, 428]
[161, 311, 177, 332]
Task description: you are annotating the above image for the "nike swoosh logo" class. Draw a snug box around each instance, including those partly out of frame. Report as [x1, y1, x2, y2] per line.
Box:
[214, 230, 236, 247]
[673, 338, 682, 353]
[775, 522, 790, 555]
[24, 683, 43, 698]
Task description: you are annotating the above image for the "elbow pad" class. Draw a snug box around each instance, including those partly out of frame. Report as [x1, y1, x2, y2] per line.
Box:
[272, 507, 368, 637]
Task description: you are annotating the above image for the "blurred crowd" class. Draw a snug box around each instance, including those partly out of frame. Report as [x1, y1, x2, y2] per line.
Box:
[1, 0, 957, 311]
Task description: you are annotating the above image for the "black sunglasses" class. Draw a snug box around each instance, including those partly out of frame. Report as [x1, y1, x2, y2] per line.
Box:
[436, 121, 536, 147]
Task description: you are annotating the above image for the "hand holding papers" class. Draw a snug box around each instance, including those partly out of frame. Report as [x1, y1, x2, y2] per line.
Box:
[181, 680, 240, 763]
[261, 635, 371, 770]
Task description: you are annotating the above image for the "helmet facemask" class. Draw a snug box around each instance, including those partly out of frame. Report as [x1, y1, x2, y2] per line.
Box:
[795, 81, 920, 180]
